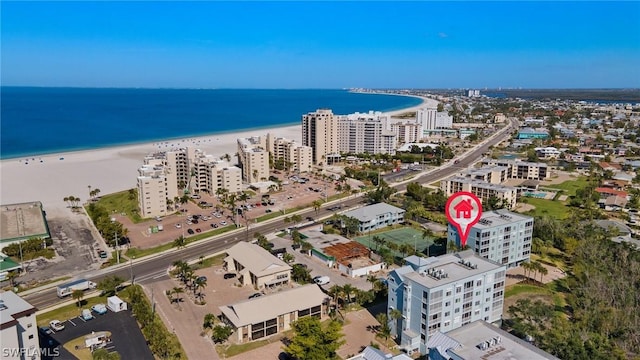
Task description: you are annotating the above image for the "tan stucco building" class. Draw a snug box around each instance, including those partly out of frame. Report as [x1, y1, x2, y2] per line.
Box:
[224, 242, 291, 289]
[219, 284, 329, 343]
[302, 109, 339, 166]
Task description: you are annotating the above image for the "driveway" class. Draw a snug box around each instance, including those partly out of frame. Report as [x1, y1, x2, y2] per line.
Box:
[40, 309, 153, 360]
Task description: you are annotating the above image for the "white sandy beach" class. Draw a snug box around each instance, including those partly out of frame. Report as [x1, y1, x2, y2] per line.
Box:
[0, 96, 433, 215]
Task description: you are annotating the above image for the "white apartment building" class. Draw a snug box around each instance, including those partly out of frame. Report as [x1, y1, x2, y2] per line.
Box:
[417, 107, 453, 131]
[448, 210, 534, 268]
[266, 133, 313, 173]
[481, 159, 550, 180]
[387, 252, 506, 355]
[237, 137, 270, 183]
[535, 147, 561, 159]
[337, 114, 395, 155]
[459, 165, 509, 184]
[440, 176, 518, 209]
[302, 109, 339, 166]
[391, 121, 423, 145]
[493, 113, 506, 123]
[137, 148, 242, 218]
[0, 291, 40, 360]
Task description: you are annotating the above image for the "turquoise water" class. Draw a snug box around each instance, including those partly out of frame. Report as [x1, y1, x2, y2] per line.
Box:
[1, 87, 422, 159]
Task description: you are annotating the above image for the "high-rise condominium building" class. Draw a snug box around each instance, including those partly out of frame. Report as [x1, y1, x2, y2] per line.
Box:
[336, 112, 396, 155]
[137, 148, 241, 218]
[266, 133, 312, 174]
[0, 291, 41, 360]
[417, 107, 453, 131]
[302, 109, 339, 165]
[387, 251, 506, 355]
[391, 121, 423, 145]
[448, 209, 533, 268]
[237, 137, 270, 183]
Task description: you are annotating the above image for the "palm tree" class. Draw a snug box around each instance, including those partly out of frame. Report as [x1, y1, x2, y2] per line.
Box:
[375, 313, 391, 340]
[223, 153, 231, 162]
[72, 289, 84, 308]
[341, 284, 357, 307]
[172, 286, 184, 304]
[328, 285, 344, 309]
[166, 198, 174, 211]
[447, 240, 459, 253]
[372, 235, 386, 252]
[312, 200, 323, 215]
[173, 235, 187, 249]
[194, 276, 207, 302]
[366, 274, 379, 291]
[538, 263, 548, 283]
[521, 261, 532, 281]
[291, 214, 302, 227]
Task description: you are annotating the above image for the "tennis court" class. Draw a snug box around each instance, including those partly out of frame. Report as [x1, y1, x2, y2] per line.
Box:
[355, 227, 433, 256]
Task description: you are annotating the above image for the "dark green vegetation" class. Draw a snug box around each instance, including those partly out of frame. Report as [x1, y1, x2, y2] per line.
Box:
[86, 201, 129, 247]
[283, 317, 345, 360]
[2, 237, 54, 260]
[125, 285, 184, 359]
[88, 189, 143, 223]
[490, 88, 640, 102]
[505, 212, 640, 359]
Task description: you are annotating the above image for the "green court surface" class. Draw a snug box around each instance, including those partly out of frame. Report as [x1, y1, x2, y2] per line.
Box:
[355, 227, 433, 256]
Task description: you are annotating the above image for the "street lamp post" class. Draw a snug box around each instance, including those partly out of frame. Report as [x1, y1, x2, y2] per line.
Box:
[130, 256, 135, 284]
[115, 231, 120, 264]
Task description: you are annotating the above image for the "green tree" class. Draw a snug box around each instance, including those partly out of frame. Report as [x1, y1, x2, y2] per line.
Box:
[211, 325, 233, 343]
[203, 313, 216, 330]
[291, 264, 312, 284]
[375, 313, 391, 340]
[312, 200, 323, 215]
[72, 289, 84, 308]
[284, 316, 345, 360]
[173, 235, 187, 248]
[97, 275, 125, 297]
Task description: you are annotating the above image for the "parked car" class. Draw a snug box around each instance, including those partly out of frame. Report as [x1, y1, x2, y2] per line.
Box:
[196, 228, 202, 233]
[197, 276, 207, 282]
[175, 223, 181, 229]
[265, 209, 272, 213]
[49, 320, 65, 331]
[187, 229, 195, 235]
[249, 293, 262, 299]
[210, 223, 218, 228]
[81, 309, 94, 321]
[223, 273, 237, 280]
[220, 221, 227, 226]
[313, 276, 330, 286]
[91, 304, 108, 315]
[97, 250, 108, 259]
[39, 326, 53, 335]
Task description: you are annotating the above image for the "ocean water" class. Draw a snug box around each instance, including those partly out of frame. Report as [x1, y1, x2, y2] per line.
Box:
[0, 87, 422, 159]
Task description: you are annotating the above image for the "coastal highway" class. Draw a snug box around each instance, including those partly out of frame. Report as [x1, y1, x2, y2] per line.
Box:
[24, 122, 514, 309]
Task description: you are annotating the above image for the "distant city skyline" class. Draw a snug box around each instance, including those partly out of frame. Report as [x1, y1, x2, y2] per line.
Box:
[2, 1, 639, 89]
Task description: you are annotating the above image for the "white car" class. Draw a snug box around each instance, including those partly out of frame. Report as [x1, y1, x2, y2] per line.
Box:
[49, 320, 65, 331]
[220, 221, 228, 226]
[175, 223, 181, 229]
[313, 276, 330, 286]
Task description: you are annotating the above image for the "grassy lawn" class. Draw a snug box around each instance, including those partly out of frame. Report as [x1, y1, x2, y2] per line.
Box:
[125, 225, 235, 259]
[521, 198, 570, 219]
[544, 176, 588, 197]
[63, 331, 113, 360]
[92, 189, 145, 223]
[217, 339, 273, 358]
[505, 283, 550, 298]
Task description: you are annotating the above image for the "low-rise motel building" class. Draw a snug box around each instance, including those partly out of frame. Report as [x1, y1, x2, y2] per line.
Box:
[219, 284, 329, 343]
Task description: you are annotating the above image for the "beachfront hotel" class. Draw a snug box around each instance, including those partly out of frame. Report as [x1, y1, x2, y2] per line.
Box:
[302, 109, 339, 166]
[387, 251, 506, 355]
[137, 148, 241, 218]
[417, 107, 453, 131]
[266, 134, 312, 174]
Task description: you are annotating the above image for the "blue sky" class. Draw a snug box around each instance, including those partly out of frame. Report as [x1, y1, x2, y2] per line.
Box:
[2, 1, 639, 89]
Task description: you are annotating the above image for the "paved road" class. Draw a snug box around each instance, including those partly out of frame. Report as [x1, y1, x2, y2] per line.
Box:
[24, 121, 514, 310]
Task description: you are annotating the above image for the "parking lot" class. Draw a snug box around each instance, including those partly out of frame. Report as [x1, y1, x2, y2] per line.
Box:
[39, 309, 153, 360]
[116, 173, 340, 250]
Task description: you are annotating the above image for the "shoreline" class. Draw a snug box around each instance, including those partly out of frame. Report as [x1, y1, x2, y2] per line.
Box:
[0, 96, 432, 213]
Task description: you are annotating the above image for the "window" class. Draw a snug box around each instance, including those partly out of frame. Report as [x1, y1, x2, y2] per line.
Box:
[28, 334, 34, 339]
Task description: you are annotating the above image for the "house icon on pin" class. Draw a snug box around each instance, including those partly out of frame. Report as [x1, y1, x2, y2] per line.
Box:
[453, 199, 474, 219]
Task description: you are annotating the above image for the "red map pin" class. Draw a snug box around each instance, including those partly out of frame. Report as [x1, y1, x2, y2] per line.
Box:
[445, 192, 483, 247]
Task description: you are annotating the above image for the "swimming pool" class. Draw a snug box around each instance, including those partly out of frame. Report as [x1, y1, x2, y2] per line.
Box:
[524, 192, 547, 198]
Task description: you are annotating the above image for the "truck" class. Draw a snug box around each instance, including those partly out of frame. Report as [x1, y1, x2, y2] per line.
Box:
[57, 279, 97, 298]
